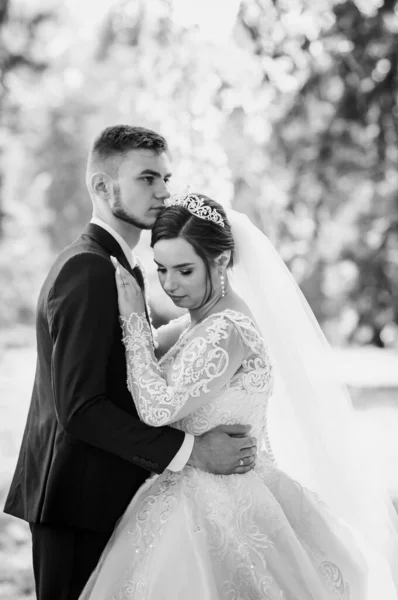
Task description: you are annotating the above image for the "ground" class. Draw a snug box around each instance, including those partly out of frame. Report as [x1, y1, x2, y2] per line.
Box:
[0, 327, 397, 599]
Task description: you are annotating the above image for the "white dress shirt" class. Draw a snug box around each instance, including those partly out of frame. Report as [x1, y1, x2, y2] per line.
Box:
[90, 217, 194, 472]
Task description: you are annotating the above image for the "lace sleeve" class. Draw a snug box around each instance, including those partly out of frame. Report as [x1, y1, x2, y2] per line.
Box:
[121, 312, 245, 426]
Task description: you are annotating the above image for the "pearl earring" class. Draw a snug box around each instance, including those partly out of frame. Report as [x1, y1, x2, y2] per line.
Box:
[220, 272, 226, 298]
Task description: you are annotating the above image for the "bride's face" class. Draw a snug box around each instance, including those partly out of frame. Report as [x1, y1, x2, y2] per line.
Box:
[153, 237, 217, 309]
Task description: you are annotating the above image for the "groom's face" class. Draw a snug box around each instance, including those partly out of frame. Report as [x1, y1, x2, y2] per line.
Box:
[110, 149, 172, 230]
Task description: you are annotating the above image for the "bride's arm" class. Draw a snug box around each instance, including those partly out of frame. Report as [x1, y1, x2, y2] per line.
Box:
[121, 311, 244, 426]
[112, 260, 244, 426]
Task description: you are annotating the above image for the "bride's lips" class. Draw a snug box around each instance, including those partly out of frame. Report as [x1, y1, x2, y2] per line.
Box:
[169, 295, 186, 301]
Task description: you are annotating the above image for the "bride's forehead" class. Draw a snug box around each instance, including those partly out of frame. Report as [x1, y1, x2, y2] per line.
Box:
[153, 237, 201, 264]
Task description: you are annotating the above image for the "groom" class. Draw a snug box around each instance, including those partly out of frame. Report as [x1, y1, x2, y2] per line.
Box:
[4, 125, 257, 600]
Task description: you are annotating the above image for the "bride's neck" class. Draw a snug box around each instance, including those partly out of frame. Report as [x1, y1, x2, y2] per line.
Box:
[189, 284, 233, 326]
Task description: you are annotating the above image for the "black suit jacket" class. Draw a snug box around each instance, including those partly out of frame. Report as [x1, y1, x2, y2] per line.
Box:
[4, 224, 185, 533]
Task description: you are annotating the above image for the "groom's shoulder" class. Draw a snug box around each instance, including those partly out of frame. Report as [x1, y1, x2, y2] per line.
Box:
[57, 231, 106, 262]
[43, 231, 111, 287]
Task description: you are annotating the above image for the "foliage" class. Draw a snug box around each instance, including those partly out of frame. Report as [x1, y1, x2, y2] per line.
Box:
[0, 0, 397, 345]
[235, 0, 398, 345]
[0, 0, 57, 325]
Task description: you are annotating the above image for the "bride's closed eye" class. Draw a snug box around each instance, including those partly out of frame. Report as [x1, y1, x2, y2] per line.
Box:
[157, 268, 192, 276]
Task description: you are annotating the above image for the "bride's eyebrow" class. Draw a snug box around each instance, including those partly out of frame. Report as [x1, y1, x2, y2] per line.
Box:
[154, 260, 194, 268]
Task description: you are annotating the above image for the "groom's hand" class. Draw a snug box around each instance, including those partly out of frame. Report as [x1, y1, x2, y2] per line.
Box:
[187, 424, 257, 475]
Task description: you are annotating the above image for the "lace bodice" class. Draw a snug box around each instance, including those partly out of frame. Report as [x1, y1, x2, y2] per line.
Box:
[80, 311, 371, 600]
[121, 309, 275, 449]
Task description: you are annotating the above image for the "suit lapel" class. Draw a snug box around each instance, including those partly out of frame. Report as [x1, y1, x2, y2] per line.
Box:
[81, 223, 134, 276]
[81, 223, 152, 333]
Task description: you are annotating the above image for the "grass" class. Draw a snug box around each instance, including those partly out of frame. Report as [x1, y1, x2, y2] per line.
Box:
[0, 328, 36, 600]
[0, 327, 397, 599]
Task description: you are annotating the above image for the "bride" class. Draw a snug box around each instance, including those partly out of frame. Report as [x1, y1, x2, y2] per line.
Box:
[80, 193, 398, 599]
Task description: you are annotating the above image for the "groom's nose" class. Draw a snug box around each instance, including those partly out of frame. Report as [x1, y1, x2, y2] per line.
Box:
[154, 180, 170, 201]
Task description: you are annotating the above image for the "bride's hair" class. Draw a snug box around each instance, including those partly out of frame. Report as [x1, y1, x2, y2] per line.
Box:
[151, 195, 235, 305]
[151, 195, 234, 265]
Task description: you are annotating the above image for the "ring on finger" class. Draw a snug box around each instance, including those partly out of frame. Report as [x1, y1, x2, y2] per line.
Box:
[239, 458, 244, 467]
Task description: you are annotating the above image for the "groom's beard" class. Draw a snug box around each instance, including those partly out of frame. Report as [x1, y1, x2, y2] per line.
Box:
[110, 183, 154, 230]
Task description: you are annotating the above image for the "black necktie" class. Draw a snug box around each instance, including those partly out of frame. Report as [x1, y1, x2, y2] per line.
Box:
[132, 265, 145, 291]
[131, 265, 153, 340]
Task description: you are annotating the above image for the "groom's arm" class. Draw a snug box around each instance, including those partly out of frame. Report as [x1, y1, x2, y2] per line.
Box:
[48, 251, 186, 473]
[167, 435, 194, 471]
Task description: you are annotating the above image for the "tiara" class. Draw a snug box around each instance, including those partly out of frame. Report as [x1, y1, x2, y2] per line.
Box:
[168, 190, 225, 228]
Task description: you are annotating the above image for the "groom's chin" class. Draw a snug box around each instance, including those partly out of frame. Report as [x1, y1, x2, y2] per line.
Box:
[115, 213, 154, 231]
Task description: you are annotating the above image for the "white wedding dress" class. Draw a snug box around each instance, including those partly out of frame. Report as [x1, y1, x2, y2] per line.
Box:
[80, 308, 373, 600]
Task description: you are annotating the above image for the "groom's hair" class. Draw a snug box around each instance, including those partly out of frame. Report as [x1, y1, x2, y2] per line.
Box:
[87, 124, 168, 179]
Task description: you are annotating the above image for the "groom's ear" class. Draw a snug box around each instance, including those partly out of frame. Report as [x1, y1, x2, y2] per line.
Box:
[91, 172, 112, 199]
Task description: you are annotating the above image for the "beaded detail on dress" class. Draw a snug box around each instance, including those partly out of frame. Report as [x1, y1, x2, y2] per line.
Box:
[80, 309, 367, 600]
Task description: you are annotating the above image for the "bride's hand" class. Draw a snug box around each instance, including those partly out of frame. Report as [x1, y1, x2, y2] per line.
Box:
[111, 257, 146, 319]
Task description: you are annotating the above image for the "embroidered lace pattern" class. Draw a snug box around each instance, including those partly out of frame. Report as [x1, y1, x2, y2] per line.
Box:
[121, 309, 273, 428]
[95, 309, 360, 600]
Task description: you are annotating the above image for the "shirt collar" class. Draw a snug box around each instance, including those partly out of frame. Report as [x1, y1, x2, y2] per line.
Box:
[90, 217, 137, 268]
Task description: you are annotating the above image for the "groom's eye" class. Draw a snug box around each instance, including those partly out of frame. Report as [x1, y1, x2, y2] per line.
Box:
[156, 267, 166, 274]
[141, 176, 154, 185]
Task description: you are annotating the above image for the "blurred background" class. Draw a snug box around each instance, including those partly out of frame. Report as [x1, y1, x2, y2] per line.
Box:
[1, 0, 398, 597]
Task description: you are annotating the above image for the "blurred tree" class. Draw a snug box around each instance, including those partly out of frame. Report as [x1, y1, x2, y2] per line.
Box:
[1, 0, 397, 346]
[0, 0, 53, 239]
[0, 0, 55, 326]
[38, 0, 398, 344]
[37, 100, 93, 251]
[0, 0, 8, 237]
[233, 0, 398, 344]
